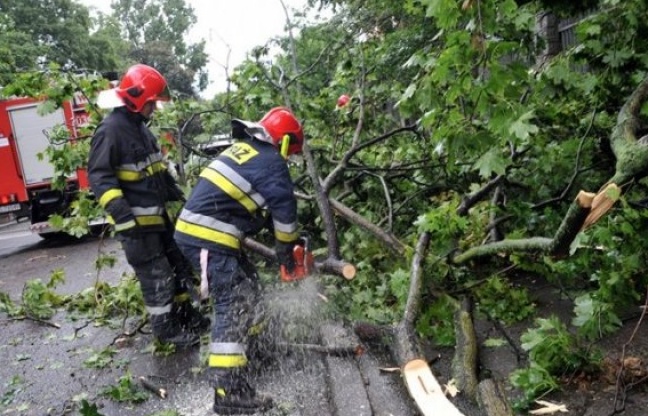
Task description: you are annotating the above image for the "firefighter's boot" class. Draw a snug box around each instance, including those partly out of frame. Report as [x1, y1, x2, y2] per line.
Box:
[174, 300, 211, 335]
[150, 312, 200, 348]
[212, 369, 272, 415]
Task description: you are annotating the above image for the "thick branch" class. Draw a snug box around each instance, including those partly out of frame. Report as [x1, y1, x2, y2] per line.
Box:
[303, 141, 342, 258]
[457, 175, 504, 216]
[452, 188, 604, 263]
[329, 197, 406, 254]
[452, 237, 552, 264]
[608, 76, 648, 185]
[451, 297, 479, 402]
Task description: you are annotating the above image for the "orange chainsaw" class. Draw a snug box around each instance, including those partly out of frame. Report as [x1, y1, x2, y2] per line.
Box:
[280, 236, 315, 282]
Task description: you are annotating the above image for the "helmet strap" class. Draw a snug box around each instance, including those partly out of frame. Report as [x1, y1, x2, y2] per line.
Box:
[280, 134, 290, 159]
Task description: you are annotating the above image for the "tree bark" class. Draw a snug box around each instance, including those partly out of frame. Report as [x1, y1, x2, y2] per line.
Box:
[451, 297, 479, 402]
[329, 197, 406, 254]
[608, 76, 648, 186]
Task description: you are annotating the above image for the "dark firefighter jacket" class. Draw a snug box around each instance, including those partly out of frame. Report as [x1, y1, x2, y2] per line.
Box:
[174, 139, 299, 254]
[88, 107, 183, 234]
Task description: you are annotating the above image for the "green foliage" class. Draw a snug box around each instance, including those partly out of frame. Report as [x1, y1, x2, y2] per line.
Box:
[0, 0, 119, 73]
[41, 139, 90, 191]
[100, 371, 149, 403]
[521, 317, 578, 373]
[0, 292, 20, 317]
[83, 347, 118, 369]
[49, 191, 106, 237]
[67, 274, 145, 322]
[544, 203, 648, 340]
[510, 316, 601, 407]
[79, 399, 106, 416]
[572, 293, 622, 339]
[474, 276, 536, 325]
[415, 294, 457, 346]
[1, 375, 23, 408]
[414, 198, 469, 254]
[510, 363, 559, 410]
[95, 252, 118, 272]
[21, 271, 68, 320]
[112, 0, 208, 95]
[323, 230, 409, 324]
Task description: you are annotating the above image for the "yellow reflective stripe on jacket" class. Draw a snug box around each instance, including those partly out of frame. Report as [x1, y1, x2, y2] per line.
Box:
[116, 155, 167, 182]
[136, 216, 165, 226]
[200, 160, 265, 213]
[114, 219, 137, 232]
[176, 219, 241, 249]
[99, 188, 124, 208]
[208, 354, 248, 368]
[200, 169, 258, 213]
[116, 169, 144, 181]
[211, 160, 265, 206]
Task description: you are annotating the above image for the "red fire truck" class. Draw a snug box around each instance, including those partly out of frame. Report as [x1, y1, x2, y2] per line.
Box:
[0, 93, 93, 237]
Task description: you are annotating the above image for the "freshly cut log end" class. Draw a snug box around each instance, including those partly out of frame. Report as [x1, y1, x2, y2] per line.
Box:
[402, 359, 466, 416]
[575, 190, 595, 208]
[342, 264, 356, 280]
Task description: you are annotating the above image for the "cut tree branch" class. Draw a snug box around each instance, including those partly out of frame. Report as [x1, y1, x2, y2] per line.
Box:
[242, 237, 356, 279]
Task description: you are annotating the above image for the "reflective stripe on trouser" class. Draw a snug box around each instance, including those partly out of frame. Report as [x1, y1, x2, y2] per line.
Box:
[176, 243, 261, 384]
[120, 232, 190, 334]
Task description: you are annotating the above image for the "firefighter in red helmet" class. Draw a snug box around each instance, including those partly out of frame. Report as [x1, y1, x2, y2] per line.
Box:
[174, 107, 305, 414]
[88, 64, 209, 349]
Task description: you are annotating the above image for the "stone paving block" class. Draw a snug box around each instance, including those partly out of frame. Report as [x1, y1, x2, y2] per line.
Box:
[355, 348, 419, 416]
[321, 323, 372, 416]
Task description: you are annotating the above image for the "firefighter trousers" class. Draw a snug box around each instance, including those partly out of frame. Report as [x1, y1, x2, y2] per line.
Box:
[120, 229, 198, 332]
[177, 244, 262, 388]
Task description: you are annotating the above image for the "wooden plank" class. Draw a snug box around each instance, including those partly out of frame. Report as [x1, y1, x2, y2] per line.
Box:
[402, 359, 465, 416]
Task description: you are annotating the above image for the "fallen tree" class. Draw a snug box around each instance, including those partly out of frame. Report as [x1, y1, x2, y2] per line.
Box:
[338, 76, 648, 415]
[450, 75, 648, 264]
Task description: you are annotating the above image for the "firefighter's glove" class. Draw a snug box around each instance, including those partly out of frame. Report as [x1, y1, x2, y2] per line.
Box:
[276, 241, 296, 274]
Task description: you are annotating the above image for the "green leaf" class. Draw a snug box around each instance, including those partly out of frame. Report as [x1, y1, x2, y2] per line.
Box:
[473, 149, 509, 178]
[508, 110, 538, 141]
[79, 399, 106, 416]
[572, 294, 594, 328]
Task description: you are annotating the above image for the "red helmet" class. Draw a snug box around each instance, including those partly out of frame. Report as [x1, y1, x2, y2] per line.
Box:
[115, 64, 171, 113]
[259, 107, 304, 156]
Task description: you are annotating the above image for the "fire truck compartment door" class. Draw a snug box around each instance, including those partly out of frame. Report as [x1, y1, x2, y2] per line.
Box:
[8, 104, 75, 185]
